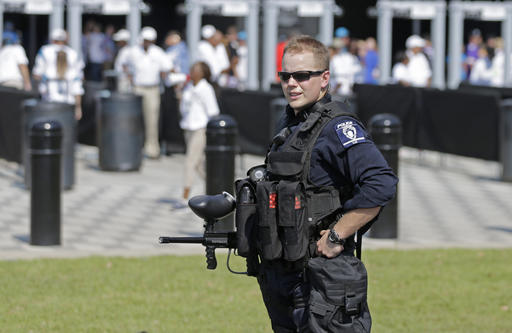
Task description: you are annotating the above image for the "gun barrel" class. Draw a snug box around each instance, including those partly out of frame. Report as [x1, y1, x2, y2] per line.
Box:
[159, 236, 204, 244]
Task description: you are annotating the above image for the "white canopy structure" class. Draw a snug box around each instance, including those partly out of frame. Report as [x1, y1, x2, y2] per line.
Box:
[0, 0, 64, 46]
[448, 1, 512, 88]
[376, 0, 446, 89]
[185, 0, 259, 90]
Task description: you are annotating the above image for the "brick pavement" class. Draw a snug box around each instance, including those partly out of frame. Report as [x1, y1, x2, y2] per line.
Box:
[0, 145, 511, 260]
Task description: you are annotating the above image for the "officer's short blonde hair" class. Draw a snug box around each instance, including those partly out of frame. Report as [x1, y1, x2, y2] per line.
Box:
[282, 35, 329, 71]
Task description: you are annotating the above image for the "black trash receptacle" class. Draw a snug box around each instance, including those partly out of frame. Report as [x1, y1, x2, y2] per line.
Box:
[205, 115, 238, 233]
[367, 113, 401, 239]
[97, 91, 144, 171]
[501, 99, 512, 181]
[30, 121, 62, 246]
[23, 99, 76, 190]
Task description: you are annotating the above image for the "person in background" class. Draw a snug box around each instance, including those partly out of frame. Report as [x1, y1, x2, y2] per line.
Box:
[405, 35, 431, 87]
[469, 46, 492, 86]
[465, 28, 483, 78]
[121, 26, 172, 159]
[164, 30, 189, 75]
[179, 62, 220, 200]
[0, 29, 32, 91]
[363, 37, 379, 84]
[236, 30, 249, 88]
[32, 28, 84, 120]
[197, 25, 230, 84]
[112, 29, 132, 92]
[392, 51, 410, 86]
[102, 24, 116, 71]
[330, 27, 362, 95]
[83, 22, 107, 82]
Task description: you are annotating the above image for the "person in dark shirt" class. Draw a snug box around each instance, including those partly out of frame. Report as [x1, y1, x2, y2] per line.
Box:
[257, 35, 398, 332]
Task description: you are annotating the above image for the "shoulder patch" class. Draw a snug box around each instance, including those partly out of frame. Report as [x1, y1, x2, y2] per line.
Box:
[334, 120, 366, 148]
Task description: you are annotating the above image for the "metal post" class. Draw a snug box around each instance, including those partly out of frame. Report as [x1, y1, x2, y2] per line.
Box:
[503, 5, 512, 87]
[377, 1, 393, 84]
[50, 0, 65, 33]
[431, 2, 446, 89]
[67, 0, 82, 55]
[128, 0, 141, 46]
[246, 0, 259, 90]
[448, 2, 464, 89]
[368, 113, 401, 239]
[30, 121, 62, 246]
[186, 0, 202, 63]
[205, 115, 238, 233]
[263, 1, 278, 91]
[0, 2, 4, 47]
[319, 0, 334, 47]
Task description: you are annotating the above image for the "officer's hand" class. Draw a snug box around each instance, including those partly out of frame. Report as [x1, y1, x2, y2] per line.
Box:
[316, 230, 343, 258]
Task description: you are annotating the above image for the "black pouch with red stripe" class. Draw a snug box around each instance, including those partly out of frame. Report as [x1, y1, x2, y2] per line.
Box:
[277, 180, 309, 261]
[255, 181, 282, 260]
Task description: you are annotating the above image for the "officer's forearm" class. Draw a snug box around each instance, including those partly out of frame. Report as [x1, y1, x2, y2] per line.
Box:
[333, 207, 381, 239]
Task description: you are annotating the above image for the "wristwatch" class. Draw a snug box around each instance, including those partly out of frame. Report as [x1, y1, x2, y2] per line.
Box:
[328, 228, 346, 246]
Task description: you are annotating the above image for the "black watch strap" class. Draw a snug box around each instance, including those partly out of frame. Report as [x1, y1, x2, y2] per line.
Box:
[328, 228, 346, 245]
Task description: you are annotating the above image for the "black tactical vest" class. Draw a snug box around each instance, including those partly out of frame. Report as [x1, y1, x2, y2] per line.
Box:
[236, 100, 359, 263]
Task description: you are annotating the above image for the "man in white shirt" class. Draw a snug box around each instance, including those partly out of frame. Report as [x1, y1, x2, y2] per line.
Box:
[330, 27, 361, 96]
[113, 29, 132, 92]
[405, 35, 432, 87]
[32, 28, 84, 119]
[121, 26, 172, 159]
[196, 25, 230, 84]
[0, 32, 32, 91]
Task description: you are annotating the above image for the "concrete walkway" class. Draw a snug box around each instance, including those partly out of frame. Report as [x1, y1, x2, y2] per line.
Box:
[0, 145, 511, 260]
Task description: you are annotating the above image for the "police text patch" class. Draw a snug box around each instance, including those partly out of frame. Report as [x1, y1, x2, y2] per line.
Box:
[335, 121, 365, 148]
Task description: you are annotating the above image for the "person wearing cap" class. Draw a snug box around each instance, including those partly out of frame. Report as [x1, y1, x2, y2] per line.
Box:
[0, 29, 32, 91]
[405, 34, 431, 87]
[32, 28, 85, 120]
[121, 26, 172, 159]
[330, 27, 362, 95]
[465, 28, 483, 77]
[196, 25, 230, 84]
[113, 29, 132, 92]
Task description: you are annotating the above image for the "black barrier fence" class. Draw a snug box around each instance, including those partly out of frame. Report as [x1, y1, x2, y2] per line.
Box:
[353, 84, 502, 161]
[1, 83, 508, 164]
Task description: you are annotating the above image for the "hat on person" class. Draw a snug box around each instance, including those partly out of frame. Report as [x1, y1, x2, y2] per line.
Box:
[471, 28, 482, 36]
[113, 29, 130, 42]
[140, 26, 157, 41]
[201, 25, 216, 39]
[238, 30, 247, 41]
[335, 27, 349, 38]
[50, 28, 67, 42]
[406, 35, 425, 49]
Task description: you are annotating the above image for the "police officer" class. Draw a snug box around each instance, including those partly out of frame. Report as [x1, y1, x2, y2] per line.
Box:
[254, 35, 398, 332]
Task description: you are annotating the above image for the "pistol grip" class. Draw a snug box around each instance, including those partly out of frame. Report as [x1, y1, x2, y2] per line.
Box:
[206, 246, 217, 270]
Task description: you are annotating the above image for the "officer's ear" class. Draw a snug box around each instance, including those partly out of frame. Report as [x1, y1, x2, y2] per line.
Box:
[321, 70, 330, 90]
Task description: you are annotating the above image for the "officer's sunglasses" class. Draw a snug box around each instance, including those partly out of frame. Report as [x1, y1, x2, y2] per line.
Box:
[278, 70, 326, 82]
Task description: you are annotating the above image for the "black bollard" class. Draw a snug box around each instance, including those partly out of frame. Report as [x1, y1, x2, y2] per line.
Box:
[501, 99, 512, 181]
[205, 115, 238, 233]
[23, 99, 76, 190]
[30, 121, 62, 246]
[97, 90, 144, 171]
[368, 113, 401, 239]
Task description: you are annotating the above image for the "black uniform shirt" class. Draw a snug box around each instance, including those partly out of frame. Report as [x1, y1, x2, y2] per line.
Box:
[278, 94, 398, 213]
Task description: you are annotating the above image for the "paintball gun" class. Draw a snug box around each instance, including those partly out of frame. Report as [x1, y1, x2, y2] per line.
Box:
[159, 192, 254, 274]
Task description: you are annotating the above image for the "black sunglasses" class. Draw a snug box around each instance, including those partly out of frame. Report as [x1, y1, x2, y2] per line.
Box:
[278, 70, 326, 82]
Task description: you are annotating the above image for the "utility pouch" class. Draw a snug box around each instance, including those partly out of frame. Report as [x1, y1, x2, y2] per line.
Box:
[235, 179, 257, 258]
[307, 255, 371, 333]
[277, 181, 309, 261]
[267, 151, 306, 177]
[306, 186, 343, 227]
[255, 181, 282, 260]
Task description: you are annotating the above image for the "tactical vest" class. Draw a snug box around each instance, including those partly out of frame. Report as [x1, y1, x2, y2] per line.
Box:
[236, 101, 360, 263]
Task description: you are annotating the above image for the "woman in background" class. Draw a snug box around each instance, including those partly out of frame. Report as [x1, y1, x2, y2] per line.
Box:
[179, 61, 220, 200]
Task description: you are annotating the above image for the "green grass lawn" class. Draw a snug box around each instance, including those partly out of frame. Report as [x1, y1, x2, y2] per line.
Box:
[1, 249, 511, 332]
